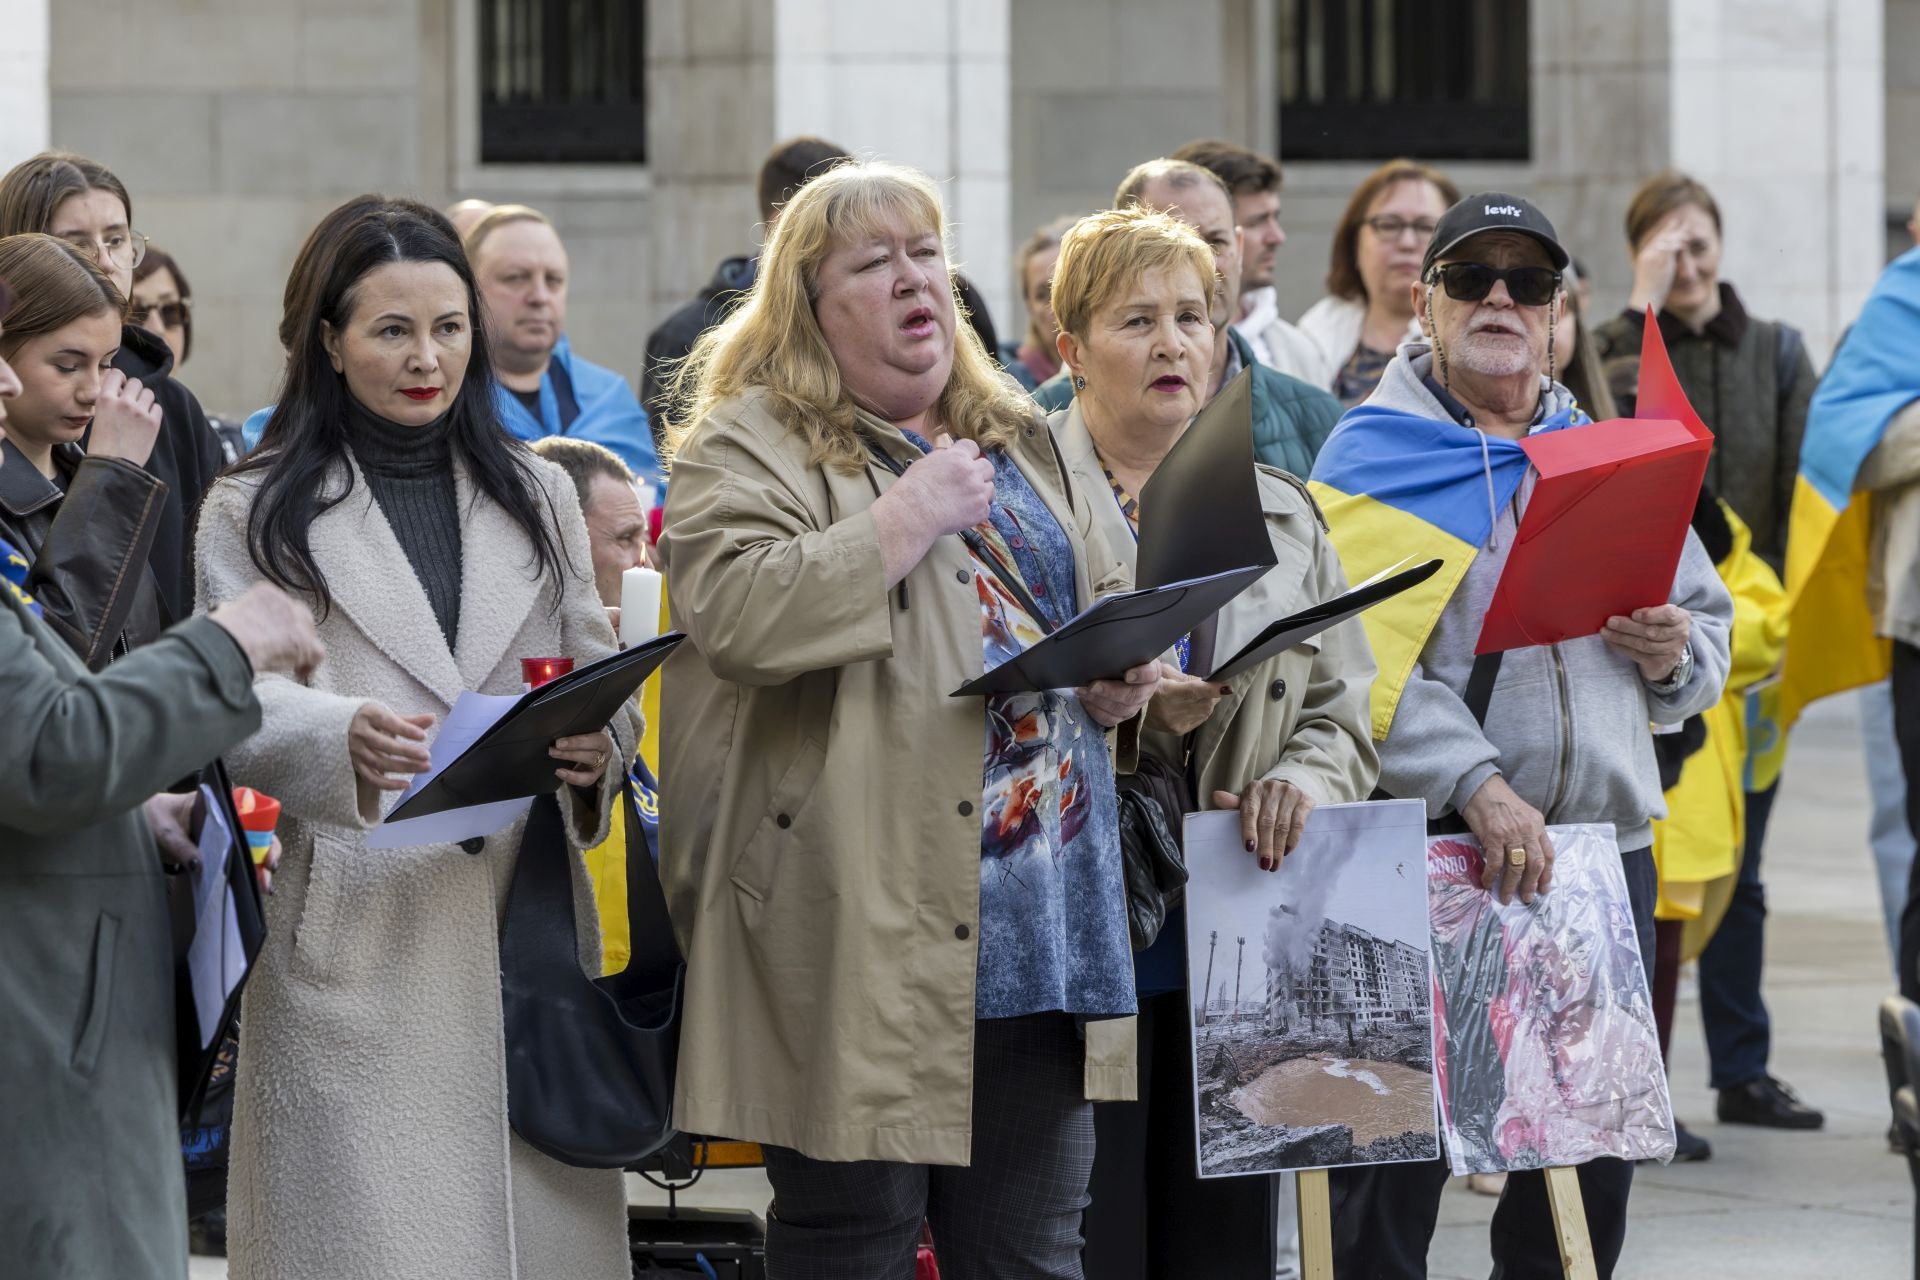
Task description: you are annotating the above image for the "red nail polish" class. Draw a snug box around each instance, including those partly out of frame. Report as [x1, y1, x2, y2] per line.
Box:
[1245, 839, 1256, 853]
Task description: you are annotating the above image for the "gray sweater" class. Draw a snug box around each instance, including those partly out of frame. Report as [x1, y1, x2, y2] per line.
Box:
[1370, 345, 1735, 851]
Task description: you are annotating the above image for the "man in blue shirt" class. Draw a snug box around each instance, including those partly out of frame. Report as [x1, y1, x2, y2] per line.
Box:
[464, 204, 661, 486]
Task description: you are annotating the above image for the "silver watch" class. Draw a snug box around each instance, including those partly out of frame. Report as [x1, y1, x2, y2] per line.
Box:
[1649, 643, 1693, 693]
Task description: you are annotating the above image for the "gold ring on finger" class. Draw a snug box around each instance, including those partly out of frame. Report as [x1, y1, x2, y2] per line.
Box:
[1507, 846, 1527, 866]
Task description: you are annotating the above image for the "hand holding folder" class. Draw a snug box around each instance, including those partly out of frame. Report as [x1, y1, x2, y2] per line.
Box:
[370, 633, 684, 845]
[1475, 314, 1713, 655]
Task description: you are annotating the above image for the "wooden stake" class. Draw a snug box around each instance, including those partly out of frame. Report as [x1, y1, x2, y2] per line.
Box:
[1541, 1166, 1598, 1280]
[1296, 1169, 1334, 1280]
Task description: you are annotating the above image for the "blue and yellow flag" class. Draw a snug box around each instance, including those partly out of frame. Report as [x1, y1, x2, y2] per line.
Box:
[1308, 400, 1581, 738]
[0, 534, 40, 617]
[1778, 248, 1920, 728]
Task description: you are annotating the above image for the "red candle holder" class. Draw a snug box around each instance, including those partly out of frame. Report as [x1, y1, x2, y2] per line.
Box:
[520, 656, 575, 691]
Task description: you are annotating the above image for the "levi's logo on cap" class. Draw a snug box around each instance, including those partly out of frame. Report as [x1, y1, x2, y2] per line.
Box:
[1484, 204, 1523, 217]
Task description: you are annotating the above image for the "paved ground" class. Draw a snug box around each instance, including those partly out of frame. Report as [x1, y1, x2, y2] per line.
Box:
[194, 696, 1911, 1278]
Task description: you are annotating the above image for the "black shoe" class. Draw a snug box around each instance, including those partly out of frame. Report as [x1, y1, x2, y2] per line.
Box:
[1891, 1123, 1916, 1155]
[1716, 1075, 1825, 1130]
[1671, 1122, 1713, 1162]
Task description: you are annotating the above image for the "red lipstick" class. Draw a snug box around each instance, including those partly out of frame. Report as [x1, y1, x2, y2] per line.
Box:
[400, 387, 441, 401]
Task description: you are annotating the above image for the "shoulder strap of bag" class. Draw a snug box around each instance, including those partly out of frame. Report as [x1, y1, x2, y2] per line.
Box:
[1463, 649, 1503, 728]
[1773, 321, 1805, 401]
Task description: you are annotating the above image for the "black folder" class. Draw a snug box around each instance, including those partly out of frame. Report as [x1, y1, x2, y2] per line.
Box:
[953, 371, 1274, 696]
[384, 633, 685, 822]
[953, 565, 1270, 695]
[170, 757, 265, 1121]
[1206, 558, 1443, 682]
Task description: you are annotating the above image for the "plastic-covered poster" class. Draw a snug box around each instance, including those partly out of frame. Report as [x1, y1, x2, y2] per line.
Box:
[1427, 824, 1675, 1175]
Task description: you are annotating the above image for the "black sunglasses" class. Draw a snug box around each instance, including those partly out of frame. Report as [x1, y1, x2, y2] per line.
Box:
[1429, 263, 1562, 307]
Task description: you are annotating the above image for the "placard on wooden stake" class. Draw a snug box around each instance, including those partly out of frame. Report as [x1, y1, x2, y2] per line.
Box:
[1293, 1165, 1598, 1279]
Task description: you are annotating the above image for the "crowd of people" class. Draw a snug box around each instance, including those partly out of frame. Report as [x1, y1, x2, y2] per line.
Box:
[0, 119, 1909, 1280]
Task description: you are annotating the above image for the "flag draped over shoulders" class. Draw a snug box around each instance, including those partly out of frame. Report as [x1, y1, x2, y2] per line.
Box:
[1779, 248, 1920, 725]
[1308, 399, 1580, 738]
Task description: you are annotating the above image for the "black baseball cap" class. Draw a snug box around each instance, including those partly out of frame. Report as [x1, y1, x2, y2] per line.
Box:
[1422, 192, 1570, 276]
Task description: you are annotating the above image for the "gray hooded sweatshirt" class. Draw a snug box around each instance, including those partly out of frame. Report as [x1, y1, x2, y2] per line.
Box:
[1370, 343, 1734, 851]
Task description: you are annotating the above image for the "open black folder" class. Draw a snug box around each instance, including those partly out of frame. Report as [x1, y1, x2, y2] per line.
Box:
[953, 371, 1273, 696]
[1205, 557, 1443, 682]
[384, 632, 685, 823]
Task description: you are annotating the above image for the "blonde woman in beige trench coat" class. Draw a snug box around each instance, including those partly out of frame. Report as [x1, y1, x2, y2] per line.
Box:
[194, 198, 638, 1280]
[658, 161, 1162, 1279]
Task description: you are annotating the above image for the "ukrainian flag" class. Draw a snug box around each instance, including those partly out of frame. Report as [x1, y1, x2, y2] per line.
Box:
[1309, 400, 1581, 738]
[1778, 249, 1920, 727]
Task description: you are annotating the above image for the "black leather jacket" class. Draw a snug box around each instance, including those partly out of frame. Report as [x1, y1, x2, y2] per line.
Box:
[0, 439, 169, 670]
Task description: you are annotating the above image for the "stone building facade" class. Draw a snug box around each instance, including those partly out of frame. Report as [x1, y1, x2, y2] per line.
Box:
[3, 0, 1910, 419]
[1263, 918, 1426, 1030]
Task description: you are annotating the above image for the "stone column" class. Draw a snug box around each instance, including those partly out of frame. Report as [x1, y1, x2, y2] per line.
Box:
[1665, 0, 1884, 359]
[772, 0, 1014, 329]
[0, 0, 49, 166]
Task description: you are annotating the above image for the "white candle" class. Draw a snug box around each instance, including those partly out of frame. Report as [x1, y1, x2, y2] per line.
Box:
[620, 566, 663, 649]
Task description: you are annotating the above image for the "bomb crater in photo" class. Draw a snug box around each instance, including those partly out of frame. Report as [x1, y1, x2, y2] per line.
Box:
[1232, 1055, 1431, 1144]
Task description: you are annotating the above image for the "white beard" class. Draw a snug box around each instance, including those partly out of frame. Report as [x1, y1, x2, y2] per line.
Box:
[1448, 329, 1540, 378]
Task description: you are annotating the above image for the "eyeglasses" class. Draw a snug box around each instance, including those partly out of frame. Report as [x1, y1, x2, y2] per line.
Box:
[130, 299, 189, 328]
[61, 228, 149, 271]
[1428, 262, 1562, 307]
[1363, 215, 1439, 242]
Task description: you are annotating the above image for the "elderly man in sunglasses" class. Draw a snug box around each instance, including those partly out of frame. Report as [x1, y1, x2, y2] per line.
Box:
[1312, 193, 1732, 1280]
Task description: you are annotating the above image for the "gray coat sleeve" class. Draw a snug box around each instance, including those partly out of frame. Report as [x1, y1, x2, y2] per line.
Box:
[0, 608, 261, 837]
[1647, 527, 1734, 723]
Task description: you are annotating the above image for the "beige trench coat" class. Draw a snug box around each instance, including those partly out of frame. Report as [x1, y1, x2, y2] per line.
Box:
[194, 454, 638, 1280]
[660, 387, 1139, 1166]
[1051, 401, 1380, 815]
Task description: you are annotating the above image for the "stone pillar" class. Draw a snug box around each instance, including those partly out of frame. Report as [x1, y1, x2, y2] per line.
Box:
[1665, 0, 1884, 359]
[0, 0, 49, 166]
[773, 0, 1014, 329]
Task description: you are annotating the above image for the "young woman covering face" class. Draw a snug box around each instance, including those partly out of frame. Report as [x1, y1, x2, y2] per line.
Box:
[0, 151, 224, 622]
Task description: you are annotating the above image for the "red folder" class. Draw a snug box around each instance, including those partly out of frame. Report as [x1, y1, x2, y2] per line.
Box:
[1474, 313, 1712, 654]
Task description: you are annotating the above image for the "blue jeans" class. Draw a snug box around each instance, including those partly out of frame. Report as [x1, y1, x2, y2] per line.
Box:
[1862, 681, 1916, 966]
[1697, 784, 1776, 1089]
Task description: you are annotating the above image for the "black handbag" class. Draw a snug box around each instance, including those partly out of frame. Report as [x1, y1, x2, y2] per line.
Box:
[500, 783, 685, 1168]
[1117, 753, 1192, 950]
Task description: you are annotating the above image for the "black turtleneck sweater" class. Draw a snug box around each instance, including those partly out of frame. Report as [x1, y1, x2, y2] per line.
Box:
[343, 400, 463, 649]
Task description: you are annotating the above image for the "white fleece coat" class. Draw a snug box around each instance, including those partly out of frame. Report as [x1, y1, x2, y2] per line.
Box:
[195, 452, 638, 1280]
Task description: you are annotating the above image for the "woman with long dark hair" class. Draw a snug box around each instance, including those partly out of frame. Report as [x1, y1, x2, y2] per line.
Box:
[195, 196, 637, 1279]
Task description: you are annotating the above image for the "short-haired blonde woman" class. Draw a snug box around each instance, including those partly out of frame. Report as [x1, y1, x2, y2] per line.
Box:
[660, 160, 1159, 1279]
[1298, 159, 1460, 406]
[1048, 206, 1379, 1277]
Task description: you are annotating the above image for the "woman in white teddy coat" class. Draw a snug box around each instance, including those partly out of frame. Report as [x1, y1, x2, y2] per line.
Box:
[195, 196, 638, 1280]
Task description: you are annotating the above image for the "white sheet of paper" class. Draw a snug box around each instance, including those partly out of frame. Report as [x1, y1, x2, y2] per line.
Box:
[365, 691, 531, 849]
[187, 785, 238, 1048]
